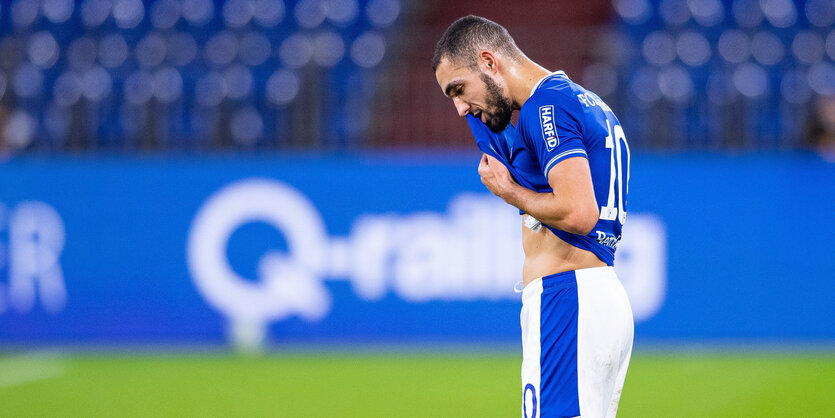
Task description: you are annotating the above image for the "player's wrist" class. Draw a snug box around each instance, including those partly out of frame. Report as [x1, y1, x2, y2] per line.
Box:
[498, 181, 523, 206]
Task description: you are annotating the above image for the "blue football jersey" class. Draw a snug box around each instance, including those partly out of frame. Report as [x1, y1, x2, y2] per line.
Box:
[468, 71, 630, 265]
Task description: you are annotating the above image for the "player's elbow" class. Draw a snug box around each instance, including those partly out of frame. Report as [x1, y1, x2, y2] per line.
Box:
[561, 208, 598, 236]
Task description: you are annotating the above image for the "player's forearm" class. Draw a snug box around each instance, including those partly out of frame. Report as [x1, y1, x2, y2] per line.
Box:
[500, 182, 596, 235]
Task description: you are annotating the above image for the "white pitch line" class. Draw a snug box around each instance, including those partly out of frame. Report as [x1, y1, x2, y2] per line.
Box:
[0, 350, 67, 389]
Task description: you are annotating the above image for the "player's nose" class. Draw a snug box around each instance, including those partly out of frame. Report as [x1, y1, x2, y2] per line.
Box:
[453, 98, 470, 118]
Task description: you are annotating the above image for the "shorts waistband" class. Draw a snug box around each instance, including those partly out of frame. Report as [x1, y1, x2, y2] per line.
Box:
[521, 266, 615, 301]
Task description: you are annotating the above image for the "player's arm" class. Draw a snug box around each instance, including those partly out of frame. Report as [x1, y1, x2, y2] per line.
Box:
[478, 153, 598, 235]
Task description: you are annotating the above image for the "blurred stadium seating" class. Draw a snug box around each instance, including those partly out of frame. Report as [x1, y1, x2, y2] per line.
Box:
[598, 0, 835, 149]
[0, 0, 831, 153]
[0, 0, 403, 152]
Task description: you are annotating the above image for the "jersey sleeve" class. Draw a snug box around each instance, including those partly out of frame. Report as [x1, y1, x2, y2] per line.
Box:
[521, 91, 588, 179]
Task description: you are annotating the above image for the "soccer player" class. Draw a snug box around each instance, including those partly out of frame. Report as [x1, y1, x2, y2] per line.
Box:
[433, 16, 634, 417]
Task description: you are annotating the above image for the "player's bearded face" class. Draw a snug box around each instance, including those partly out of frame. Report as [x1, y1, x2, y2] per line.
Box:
[479, 72, 514, 133]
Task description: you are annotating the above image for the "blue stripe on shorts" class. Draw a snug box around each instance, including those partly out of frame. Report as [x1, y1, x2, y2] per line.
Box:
[539, 270, 580, 417]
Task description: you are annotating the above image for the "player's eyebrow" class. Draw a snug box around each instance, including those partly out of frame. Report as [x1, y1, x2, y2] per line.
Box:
[444, 81, 464, 98]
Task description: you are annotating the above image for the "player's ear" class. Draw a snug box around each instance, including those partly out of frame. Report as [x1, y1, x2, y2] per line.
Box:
[478, 50, 498, 73]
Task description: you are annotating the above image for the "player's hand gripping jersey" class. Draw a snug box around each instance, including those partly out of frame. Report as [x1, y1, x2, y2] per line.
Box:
[468, 71, 630, 265]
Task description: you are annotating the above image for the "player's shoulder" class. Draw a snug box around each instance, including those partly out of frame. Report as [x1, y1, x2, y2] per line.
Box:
[523, 75, 575, 108]
[519, 74, 584, 128]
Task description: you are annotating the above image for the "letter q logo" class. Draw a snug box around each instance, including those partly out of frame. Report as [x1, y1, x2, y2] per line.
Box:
[186, 179, 331, 324]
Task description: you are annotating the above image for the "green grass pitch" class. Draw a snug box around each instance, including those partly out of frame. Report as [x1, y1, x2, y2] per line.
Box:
[0, 350, 833, 417]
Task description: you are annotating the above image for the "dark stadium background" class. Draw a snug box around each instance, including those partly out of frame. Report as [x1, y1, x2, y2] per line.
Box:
[0, 0, 833, 416]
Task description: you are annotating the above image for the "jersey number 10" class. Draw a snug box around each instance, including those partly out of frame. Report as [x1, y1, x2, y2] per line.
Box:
[599, 119, 630, 225]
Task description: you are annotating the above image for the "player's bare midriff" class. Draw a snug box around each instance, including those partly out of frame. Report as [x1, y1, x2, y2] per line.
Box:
[521, 218, 607, 286]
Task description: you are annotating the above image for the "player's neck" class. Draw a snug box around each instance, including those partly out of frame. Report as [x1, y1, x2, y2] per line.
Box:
[504, 59, 551, 109]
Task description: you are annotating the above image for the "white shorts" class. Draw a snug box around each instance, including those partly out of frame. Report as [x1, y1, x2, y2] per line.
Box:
[520, 266, 634, 418]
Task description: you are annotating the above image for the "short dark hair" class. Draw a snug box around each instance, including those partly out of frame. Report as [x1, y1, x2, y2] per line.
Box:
[432, 15, 522, 72]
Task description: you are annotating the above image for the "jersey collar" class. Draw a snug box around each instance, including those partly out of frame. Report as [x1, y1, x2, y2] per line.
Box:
[529, 71, 568, 98]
